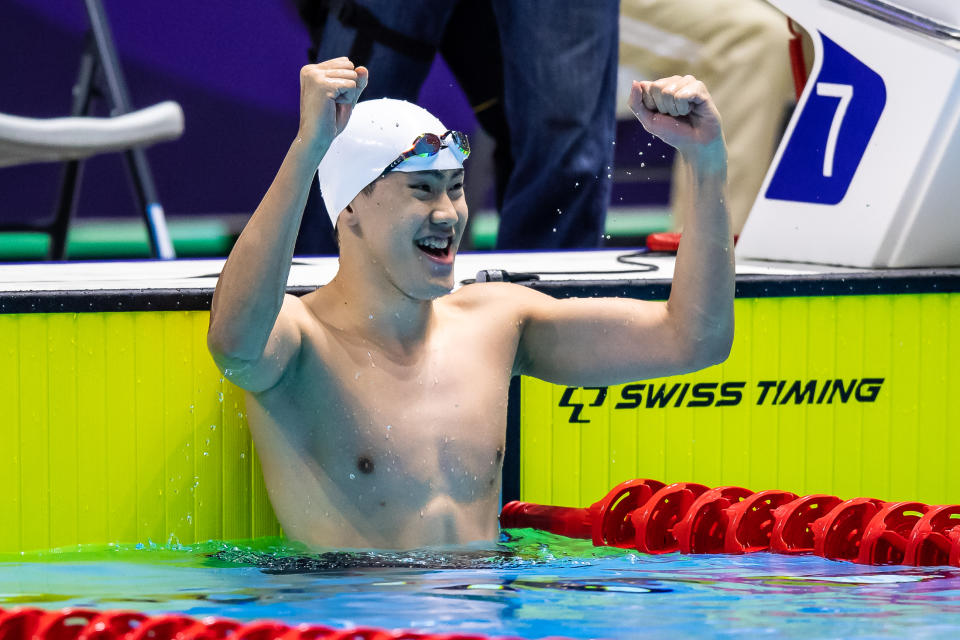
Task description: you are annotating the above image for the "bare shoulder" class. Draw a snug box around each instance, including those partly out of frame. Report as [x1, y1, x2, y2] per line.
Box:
[442, 281, 547, 317]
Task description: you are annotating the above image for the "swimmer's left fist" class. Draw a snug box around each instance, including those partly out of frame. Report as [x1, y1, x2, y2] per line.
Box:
[629, 76, 725, 171]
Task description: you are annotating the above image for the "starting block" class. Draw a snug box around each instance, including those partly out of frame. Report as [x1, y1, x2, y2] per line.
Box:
[738, 0, 960, 267]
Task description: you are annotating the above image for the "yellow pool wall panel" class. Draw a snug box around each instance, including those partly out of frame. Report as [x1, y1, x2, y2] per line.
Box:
[519, 293, 960, 509]
[0, 310, 280, 554]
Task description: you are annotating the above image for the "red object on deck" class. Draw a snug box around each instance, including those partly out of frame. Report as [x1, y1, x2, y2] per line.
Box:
[500, 478, 665, 547]
[646, 232, 738, 253]
[904, 504, 960, 567]
[857, 502, 930, 565]
[723, 490, 800, 554]
[770, 494, 843, 554]
[673, 486, 754, 554]
[645, 232, 682, 253]
[631, 482, 709, 554]
[787, 18, 808, 100]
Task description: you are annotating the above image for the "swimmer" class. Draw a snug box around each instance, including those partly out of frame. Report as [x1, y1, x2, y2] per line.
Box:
[208, 57, 733, 550]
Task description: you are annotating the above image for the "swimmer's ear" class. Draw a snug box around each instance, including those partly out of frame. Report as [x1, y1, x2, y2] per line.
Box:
[340, 202, 362, 231]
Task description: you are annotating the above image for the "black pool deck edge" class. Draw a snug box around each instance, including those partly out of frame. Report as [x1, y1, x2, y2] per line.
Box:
[3, 268, 960, 314]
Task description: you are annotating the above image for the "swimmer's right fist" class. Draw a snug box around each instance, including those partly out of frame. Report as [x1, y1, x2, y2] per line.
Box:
[298, 57, 369, 156]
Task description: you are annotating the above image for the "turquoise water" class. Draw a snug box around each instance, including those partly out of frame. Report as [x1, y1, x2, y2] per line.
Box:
[2, 530, 960, 639]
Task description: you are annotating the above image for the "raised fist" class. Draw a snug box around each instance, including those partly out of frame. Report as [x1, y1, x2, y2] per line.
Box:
[628, 75, 725, 165]
[298, 57, 369, 154]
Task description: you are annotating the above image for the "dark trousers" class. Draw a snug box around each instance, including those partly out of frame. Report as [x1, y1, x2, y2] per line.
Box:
[295, 0, 619, 254]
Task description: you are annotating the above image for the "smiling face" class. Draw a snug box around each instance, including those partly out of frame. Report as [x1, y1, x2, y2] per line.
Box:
[341, 168, 468, 300]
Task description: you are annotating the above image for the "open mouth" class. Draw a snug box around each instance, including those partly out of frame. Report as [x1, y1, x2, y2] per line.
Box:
[415, 236, 453, 262]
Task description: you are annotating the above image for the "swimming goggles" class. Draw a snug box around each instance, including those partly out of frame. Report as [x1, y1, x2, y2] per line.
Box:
[379, 130, 470, 177]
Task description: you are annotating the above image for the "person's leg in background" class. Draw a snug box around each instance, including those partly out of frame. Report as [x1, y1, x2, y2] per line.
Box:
[293, 0, 456, 254]
[619, 0, 794, 234]
[440, 0, 512, 213]
[491, 0, 620, 250]
[438, 0, 513, 250]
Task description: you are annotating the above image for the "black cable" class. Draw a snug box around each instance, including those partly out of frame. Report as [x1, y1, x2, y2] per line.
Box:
[461, 251, 661, 285]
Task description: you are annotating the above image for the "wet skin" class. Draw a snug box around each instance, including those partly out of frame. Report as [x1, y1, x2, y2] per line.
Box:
[246, 283, 518, 550]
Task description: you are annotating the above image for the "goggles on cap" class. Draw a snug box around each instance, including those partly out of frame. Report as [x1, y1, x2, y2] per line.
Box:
[379, 130, 470, 177]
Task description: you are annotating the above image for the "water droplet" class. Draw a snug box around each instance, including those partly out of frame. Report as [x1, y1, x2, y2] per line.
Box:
[368, 314, 373, 320]
[203, 451, 209, 457]
[209, 424, 216, 430]
[419, 510, 424, 518]
[217, 392, 224, 402]
[640, 162, 645, 168]
[349, 473, 356, 480]
[552, 227, 557, 232]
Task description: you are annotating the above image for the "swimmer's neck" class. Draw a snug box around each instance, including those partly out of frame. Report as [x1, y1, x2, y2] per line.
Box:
[317, 272, 437, 348]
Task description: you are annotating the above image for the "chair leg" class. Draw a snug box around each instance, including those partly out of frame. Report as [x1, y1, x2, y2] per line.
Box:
[123, 148, 175, 259]
[49, 160, 84, 260]
[86, 0, 175, 259]
[48, 35, 99, 261]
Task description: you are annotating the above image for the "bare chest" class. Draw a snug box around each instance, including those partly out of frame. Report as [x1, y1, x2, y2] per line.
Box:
[256, 325, 515, 496]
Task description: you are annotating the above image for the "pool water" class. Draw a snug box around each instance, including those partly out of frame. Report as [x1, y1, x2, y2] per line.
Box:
[2, 530, 960, 639]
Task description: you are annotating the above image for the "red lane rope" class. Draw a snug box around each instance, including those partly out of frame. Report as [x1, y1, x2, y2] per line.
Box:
[0, 608, 561, 640]
[500, 479, 960, 567]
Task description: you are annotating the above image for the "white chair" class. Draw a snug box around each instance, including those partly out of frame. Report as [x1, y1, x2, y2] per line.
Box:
[1, 0, 183, 260]
[0, 102, 183, 168]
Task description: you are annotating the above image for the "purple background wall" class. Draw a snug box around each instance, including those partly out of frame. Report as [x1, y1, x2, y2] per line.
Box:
[0, 0, 477, 224]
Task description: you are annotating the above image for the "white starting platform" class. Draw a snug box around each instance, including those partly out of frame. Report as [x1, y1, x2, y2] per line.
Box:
[739, 0, 960, 267]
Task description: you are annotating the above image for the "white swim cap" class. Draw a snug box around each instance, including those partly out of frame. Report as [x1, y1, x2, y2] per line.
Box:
[317, 98, 466, 225]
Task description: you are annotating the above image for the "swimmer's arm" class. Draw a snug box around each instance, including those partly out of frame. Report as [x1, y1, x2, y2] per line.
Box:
[207, 140, 320, 391]
[513, 77, 734, 386]
[208, 59, 367, 391]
